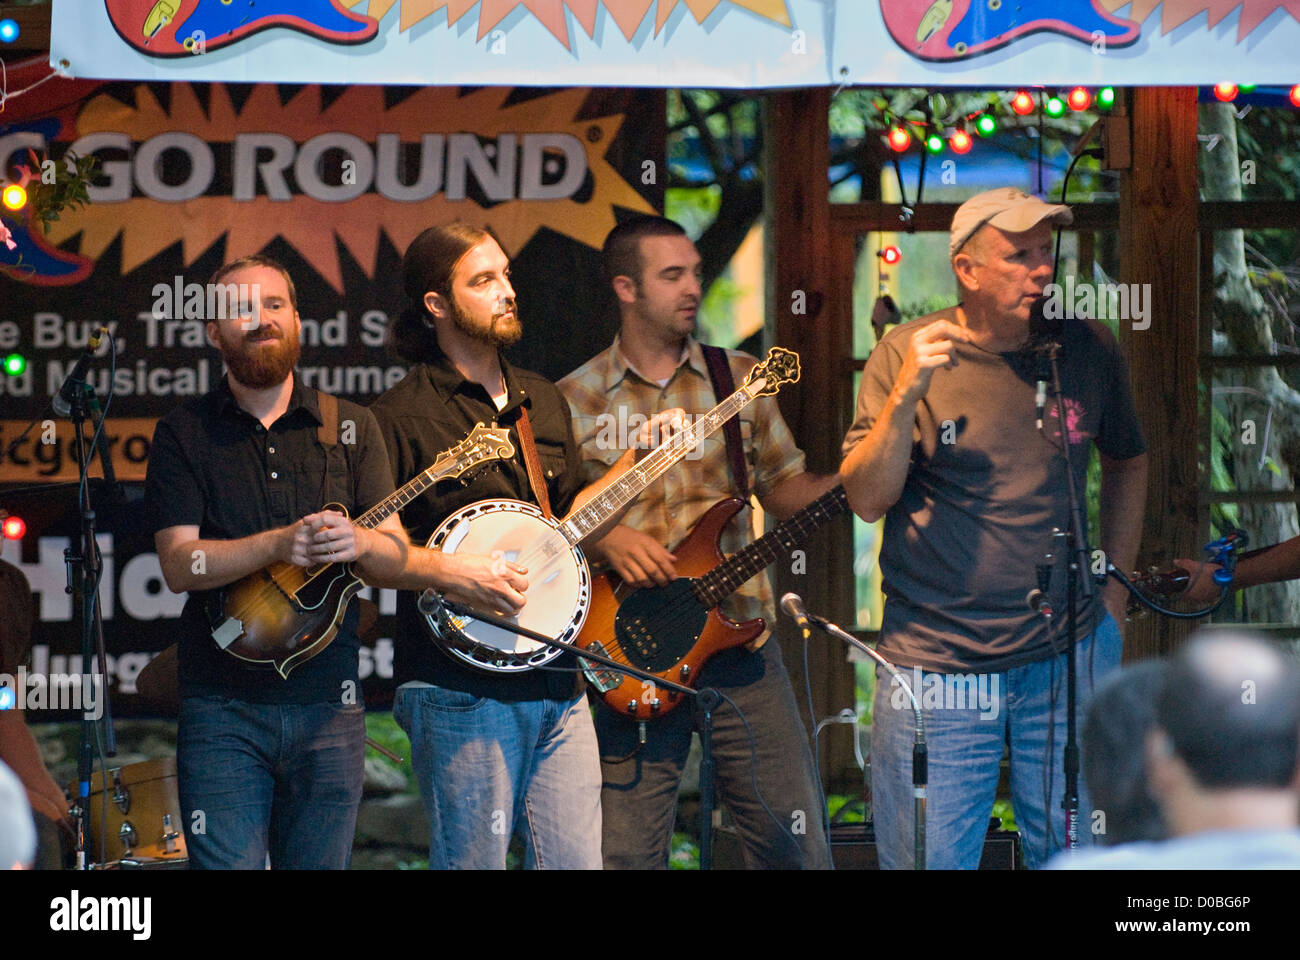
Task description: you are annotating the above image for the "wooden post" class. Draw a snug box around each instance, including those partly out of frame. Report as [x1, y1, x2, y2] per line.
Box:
[765, 89, 858, 791]
[1120, 87, 1200, 660]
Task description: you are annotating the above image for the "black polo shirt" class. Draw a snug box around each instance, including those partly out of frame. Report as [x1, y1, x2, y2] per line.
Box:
[145, 375, 395, 704]
[369, 352, 586, 701]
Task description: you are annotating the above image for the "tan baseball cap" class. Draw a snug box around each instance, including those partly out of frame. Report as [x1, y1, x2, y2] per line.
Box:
[949, 187, 1072, 260]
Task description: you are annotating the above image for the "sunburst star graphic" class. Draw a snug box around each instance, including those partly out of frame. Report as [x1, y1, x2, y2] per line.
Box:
[51, 85, 654, 291]
[341, 0, 792, 48]
[1098, 0, 1300, 40]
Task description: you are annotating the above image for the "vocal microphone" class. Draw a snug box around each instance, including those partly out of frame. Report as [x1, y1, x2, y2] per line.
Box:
[51, 326, 108, 418]
[1027, 298, 1058, 430]
[780, 592, 813, 630]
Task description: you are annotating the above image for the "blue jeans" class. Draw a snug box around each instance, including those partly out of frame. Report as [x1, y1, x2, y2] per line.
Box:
[177, 696, 365, 870]
[870, 615, 1122, 869]
[394, 686, 602, 870]
[595, 638, 831, 869]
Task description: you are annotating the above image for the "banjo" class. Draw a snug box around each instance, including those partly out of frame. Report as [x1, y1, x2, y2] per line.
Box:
[421, 346, 802, 673]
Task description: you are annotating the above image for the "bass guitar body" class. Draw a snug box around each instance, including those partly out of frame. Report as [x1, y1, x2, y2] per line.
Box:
[212, 501, 362, 678]
[578, 499, 763, 721]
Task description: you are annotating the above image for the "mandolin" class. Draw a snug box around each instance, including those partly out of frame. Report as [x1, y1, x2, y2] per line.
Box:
[210, 423, 513, 677]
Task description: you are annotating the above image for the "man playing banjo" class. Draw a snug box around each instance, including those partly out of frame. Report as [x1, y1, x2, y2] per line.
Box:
[371, 222, 681, 870]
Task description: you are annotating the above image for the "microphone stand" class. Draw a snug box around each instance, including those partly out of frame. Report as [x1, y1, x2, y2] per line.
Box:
[423, 594, 731, 867]
[1042, 340, 1090, 853]
[792, 608, 926, 869]
[66, 381, 117, 869]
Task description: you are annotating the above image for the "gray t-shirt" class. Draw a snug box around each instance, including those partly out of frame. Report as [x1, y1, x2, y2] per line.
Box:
[843, 307, 1146, 673]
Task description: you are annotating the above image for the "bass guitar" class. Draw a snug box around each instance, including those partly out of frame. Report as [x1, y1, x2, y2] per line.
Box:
[579, 485, 851, 720]
[210, 423, 514, 677]
[421, 347, 802, 673]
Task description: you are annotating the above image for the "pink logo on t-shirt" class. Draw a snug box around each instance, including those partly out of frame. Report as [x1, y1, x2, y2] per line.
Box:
[1049, 398, 1089, 445]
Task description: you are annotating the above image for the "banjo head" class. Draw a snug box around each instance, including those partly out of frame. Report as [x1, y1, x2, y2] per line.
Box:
[425, 499, 590, 672]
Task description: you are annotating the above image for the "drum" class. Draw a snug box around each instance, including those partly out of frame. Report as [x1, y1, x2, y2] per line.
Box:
[75, 756, 187, 865]
[424, 499, 590, 672]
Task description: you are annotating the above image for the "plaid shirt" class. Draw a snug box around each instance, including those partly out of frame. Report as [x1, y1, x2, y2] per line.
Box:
[558, 335, 805, 647]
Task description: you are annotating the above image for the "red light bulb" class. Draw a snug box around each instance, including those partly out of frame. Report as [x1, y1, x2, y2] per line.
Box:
[949, 129, 973, 154]
[879, 245, 902, 265]
[2, 515, 25, 540]
[887, 126, 910, 152]
[1011, 91, 1035, 115]
[1068, 87, 1092, 111]
[1213, 83, 1238, 102]
[1290, 85, 1300, 108]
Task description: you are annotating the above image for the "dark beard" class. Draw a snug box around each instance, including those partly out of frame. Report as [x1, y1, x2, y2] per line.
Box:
[449, 295, 521, 348]
[218, 328, 301, 388]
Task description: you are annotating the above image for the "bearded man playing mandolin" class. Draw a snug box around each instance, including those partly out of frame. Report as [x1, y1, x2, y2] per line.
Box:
[147, 255, 523, 869]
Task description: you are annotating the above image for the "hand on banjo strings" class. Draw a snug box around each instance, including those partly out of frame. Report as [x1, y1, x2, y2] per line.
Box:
[632, 407, 688, 460]
[440, 551, 529, 616]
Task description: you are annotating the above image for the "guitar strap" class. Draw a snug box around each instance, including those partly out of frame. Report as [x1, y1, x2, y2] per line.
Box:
[515, 406, 553, 520]
[315, 390, 338, 449]
[701, 345, 750, 499]
[314, 389, 347, 506]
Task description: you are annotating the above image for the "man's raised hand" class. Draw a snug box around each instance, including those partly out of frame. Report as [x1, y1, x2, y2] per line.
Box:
[894, 319, 968, 405]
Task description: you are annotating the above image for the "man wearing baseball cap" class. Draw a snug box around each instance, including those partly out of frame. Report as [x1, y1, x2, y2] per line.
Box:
[840, 187, 1149, 868]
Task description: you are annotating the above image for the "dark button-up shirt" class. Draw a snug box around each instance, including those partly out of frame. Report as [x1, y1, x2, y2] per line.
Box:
[145, 375, 395, 703]
[369, 352, 586, 701]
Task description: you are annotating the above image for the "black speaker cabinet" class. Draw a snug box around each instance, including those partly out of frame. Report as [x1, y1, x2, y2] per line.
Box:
[830, 820, 1021, 869]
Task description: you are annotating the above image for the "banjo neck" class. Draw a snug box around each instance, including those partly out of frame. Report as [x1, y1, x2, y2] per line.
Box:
[558, 376, 771, 546]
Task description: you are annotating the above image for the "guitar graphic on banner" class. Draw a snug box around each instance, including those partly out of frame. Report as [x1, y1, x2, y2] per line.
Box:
[106, 0, 379, 57]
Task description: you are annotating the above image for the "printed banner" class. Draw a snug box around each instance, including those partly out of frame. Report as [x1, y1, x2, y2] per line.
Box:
[48, 1, 1300, 88]
[0, 78, 661, 715]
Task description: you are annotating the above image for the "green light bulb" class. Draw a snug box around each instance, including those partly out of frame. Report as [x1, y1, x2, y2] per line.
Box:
[3, 353, 27, 376]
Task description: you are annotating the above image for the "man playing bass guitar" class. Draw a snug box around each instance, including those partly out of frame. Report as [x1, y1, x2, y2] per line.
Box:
[559, 216, 839, 869]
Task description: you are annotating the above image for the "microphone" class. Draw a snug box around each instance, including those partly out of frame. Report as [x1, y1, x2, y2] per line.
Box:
[1026, 589, 1054, 621]
[51, 327, 108, 418]
[1027, 298, 1058, 430]
[780, 592, 813, 630]
[417, 589, 444, 617]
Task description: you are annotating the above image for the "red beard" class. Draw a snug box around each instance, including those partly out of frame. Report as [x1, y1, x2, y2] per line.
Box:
[215, 325, 301, 389]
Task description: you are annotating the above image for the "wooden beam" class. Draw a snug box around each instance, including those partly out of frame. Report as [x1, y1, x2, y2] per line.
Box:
[1120, 87, 1201, 660]
[831, 202, 1120, 233]
[765, 88, 859, 792]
